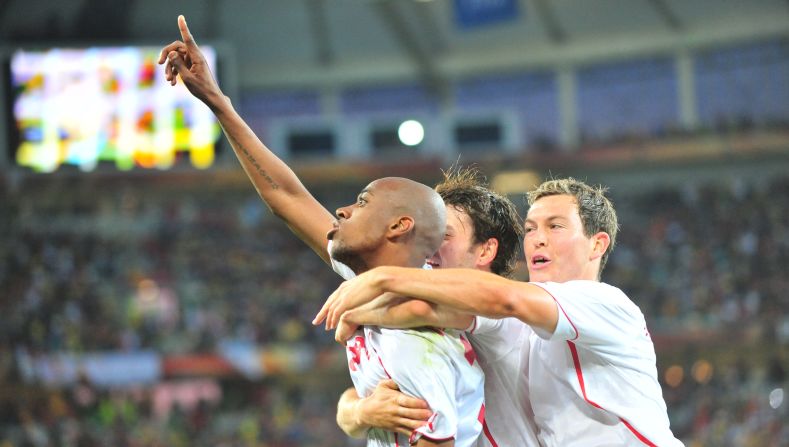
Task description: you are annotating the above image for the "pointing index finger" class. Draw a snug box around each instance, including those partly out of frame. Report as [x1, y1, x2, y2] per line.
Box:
[178, 15, 197, 49]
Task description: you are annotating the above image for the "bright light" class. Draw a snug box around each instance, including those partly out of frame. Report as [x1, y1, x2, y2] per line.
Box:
[398, 120, 424, 147]
[769, 388, 784, 409]
[664, 365, 684, 388]
[691, 359, 713, 385]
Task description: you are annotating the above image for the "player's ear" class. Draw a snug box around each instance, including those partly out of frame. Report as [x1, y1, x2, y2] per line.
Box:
[389, 216, 414, 236]
[589, 231, 610, 261]
[477, 237, 499, 268]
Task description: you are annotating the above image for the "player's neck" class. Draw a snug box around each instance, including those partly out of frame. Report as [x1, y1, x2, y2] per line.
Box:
[358, 246, 424, 274]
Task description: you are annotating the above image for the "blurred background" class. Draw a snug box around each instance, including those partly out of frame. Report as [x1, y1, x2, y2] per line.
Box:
[1, 0, 788, 446]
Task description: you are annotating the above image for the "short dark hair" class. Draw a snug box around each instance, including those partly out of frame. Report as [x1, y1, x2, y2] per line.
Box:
[527, 177, 618, 277]
[435, 166, 523, 277]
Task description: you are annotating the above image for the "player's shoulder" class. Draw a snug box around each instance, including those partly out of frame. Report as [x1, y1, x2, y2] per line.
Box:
[377, 327, 462, 348]
[538, 280, 632, 305]
[374, 328, 464, 368]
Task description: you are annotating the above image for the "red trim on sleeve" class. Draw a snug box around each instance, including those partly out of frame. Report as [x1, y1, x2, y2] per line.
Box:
[469, 316, 478, 333]
[532, 283, 578, 340]
[409, 412, 453, 445]
[567, 341, 658, 447]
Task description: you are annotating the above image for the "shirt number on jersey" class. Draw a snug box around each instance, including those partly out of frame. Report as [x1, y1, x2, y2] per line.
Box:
[348, 336, 368, 372]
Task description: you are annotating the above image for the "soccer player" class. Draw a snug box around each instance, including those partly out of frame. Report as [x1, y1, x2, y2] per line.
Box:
[335, 168, 540, 446]
[159, 16, 485, 446]
[317, 178, 684, 446]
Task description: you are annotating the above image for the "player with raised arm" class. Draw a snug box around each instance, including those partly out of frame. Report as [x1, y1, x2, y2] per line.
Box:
[159, 15, 334, 264]
[160, 16, 486, 446]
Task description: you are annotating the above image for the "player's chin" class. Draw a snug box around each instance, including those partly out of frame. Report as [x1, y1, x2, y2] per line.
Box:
[526, 270, 549, 283]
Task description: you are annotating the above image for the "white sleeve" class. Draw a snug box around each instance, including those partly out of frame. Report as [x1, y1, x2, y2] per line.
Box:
[327, 240, 356, 280]
[467, 316, 502, 335]
[377, 332, 461, 443]
[532, 281, 649, 354]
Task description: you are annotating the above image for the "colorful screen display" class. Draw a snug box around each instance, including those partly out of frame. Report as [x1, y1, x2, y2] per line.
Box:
[9, 46, 221, 172]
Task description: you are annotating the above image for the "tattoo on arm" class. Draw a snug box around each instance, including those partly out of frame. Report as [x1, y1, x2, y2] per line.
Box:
[229, 134, 280, 190]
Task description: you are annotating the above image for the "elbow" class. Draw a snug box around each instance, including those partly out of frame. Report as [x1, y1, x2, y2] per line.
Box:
[485, 287, 521, 319]
[403, 300, 438, 326]
[409, 300, 436, 319]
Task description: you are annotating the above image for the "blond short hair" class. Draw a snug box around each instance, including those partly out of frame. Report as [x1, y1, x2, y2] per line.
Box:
[527, 178, 619, 277]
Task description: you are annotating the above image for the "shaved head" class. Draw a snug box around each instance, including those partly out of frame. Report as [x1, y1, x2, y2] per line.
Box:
[373, 177, 447, 259]
[330, 176, 446, 273]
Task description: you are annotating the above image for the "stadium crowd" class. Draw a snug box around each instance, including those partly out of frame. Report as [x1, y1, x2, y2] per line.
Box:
[1, 171, 787, 446]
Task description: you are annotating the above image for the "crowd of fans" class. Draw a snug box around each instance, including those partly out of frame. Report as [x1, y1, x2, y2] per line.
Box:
[2, 181, 346, 355]
[0, 375, 353, 447]
[1, 169, 787, 445]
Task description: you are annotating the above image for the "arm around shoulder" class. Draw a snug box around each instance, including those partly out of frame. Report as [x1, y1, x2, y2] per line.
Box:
[373, 267, 560, 334]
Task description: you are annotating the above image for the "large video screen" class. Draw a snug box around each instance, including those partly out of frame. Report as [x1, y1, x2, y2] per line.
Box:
[9, 46, 221, 172]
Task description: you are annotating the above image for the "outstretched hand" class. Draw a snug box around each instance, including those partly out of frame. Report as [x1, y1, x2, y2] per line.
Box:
[313, 270, 386, 330]
[158, 15, 223, 108]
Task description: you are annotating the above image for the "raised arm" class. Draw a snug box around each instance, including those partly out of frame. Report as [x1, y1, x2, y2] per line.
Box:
[159, 15, 334, 262]
[317, 267, 559, 334]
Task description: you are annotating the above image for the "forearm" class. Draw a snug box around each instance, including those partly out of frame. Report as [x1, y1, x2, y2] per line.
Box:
[336, 388, 368, 438]
[372, 267, 558, 332]
[374, 268, 515, 317]
[417, 439, 453, 447]
[211, 97, 334, 260]
[212, 97, 309, 203]
[348, 299, 473, 331]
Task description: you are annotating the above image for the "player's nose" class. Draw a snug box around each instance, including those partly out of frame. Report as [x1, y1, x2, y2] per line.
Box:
[335, 205, 352, 220]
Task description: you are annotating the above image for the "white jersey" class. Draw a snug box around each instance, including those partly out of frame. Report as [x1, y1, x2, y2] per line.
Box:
[528, 281, 683, 447]
[329, 241, 485, 446]
[346, 326, 485, 446]
[467, 317, 541, 447]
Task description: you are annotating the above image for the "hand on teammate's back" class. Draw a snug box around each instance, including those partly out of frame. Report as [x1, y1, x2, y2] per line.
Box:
[158, 15, 223, 108]
[360, 380, 432, 436]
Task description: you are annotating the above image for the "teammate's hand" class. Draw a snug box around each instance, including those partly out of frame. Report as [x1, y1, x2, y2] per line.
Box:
[313, 269, 385, 330]
[335, 316, 359, 343]
[357, 380, 431, 436]
[158, 15, 224, 108]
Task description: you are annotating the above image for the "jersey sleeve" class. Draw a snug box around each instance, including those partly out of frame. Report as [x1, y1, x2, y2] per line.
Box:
[467, 316, 502, 335]
[377, 331, 463, 443]
[532, 281, 649, 355]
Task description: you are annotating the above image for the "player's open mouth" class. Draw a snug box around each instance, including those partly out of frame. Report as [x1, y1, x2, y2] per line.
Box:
[426, 261, 439, 268]
[327, 223, 339, 240]
[531, 255, 551, 268]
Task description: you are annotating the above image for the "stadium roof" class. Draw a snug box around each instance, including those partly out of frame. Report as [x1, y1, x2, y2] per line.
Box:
[1, 0, 787, 92]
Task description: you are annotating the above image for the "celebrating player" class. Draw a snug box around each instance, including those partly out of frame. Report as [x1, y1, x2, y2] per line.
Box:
[335, 168, 540, 446]
[160, 15, 486, 446]
[318, 178, 684, 446]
